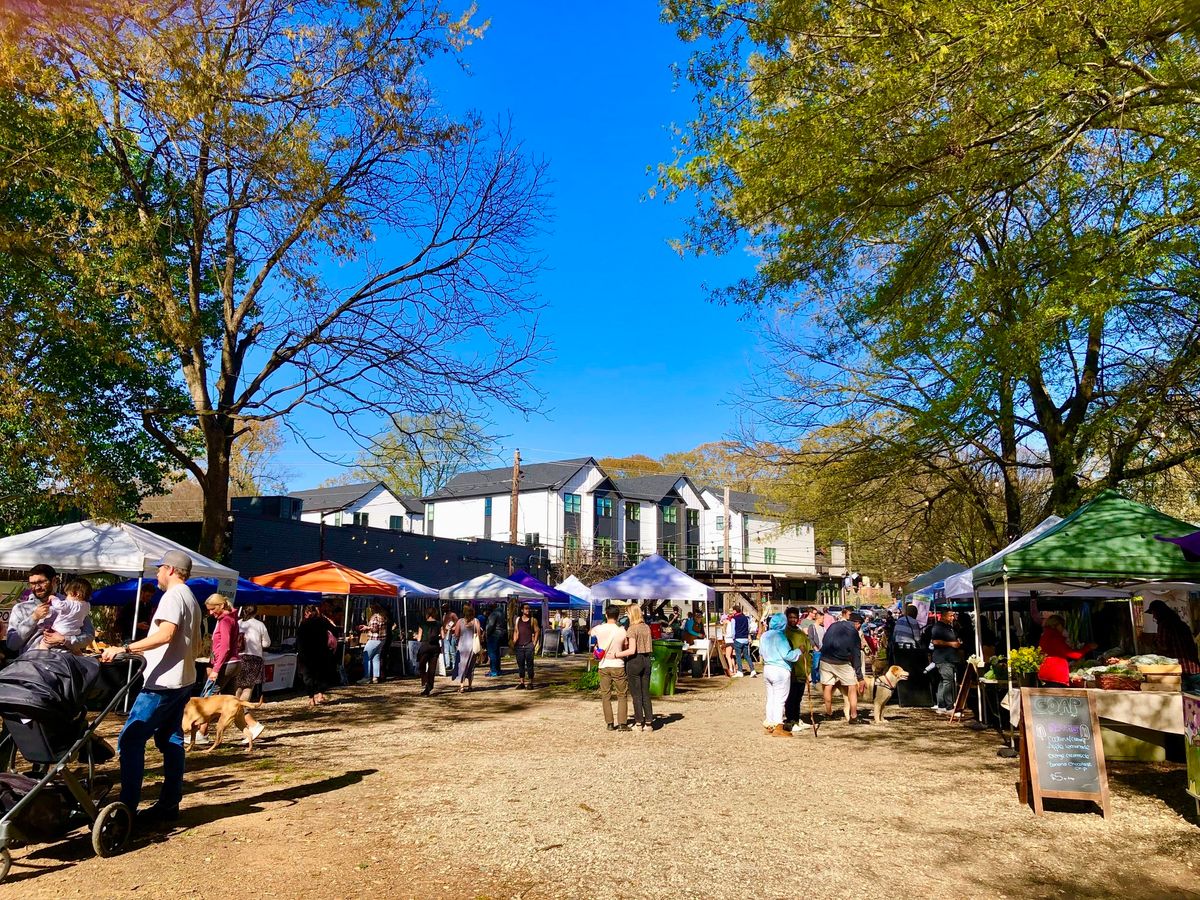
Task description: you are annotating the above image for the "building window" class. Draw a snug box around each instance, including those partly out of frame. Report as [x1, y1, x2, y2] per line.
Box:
[332, 511, 344, 527]
[389, 515, 403, 531]
[625, 502, 640, 521]
[625, 540, 640, 562]
[484, 497, 493, 516]
[424, 503, 434, 534]
[715, 515, 724, 531]
[596, 496, 614, 518]
[662, 541, 678, 563]
[717, 545, 725, 562]
[525, 532, 540, 547]
[564, 493, 581, 515]
[661, 504, 677, 525]
[596, 537, 613, 560]
[686, 544, 699, 568]
[686, 509, 699, 527]
[764, 548, 777, 564]
[565, 534, 579, 552]
[351, 512, 369, 527]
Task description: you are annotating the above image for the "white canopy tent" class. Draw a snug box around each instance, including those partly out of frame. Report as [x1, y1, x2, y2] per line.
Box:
[438, 573, 543, 601]
[590, 554, 715, 603]
[0, 520, 238, 587]
[364, 569, 439, 597]
[555, 575, 593, 602]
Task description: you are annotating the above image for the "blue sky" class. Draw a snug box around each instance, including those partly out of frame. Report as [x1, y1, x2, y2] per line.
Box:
[278, 2, 767, 487]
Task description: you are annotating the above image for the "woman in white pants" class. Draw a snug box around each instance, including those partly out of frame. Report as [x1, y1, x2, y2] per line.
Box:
[758, 613, 806, 737]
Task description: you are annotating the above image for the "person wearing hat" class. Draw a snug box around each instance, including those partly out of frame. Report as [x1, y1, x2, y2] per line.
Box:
[100, 549, 203, 827]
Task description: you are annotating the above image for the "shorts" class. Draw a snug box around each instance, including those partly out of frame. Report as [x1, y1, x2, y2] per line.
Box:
[819, 659, 858, 687]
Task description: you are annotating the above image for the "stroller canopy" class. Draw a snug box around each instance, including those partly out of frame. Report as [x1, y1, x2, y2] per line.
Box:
[0, 651, 102, 720]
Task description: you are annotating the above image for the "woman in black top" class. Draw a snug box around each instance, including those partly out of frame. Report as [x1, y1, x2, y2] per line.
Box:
[297, 605, 337, 707]
[416, 607, 442, 696]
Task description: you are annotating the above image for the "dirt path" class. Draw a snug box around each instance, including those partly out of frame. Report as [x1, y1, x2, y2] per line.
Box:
[1, 660, 1197, 899]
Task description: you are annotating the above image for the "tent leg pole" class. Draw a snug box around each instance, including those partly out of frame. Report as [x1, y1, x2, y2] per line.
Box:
[970, 588, 987, 730]
[1129, 599, 1139, 654]
[999, 570, 1017, 758]
[124, 577, 144, 713]
[343, 591, 351, 683]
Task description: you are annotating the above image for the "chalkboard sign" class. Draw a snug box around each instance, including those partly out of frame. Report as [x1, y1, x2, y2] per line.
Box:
[1018, 688, 1110, 818]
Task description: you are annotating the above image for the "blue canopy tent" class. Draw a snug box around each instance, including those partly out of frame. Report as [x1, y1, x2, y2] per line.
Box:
[92, 577, 322, 607]
[509, 570, 589, 610]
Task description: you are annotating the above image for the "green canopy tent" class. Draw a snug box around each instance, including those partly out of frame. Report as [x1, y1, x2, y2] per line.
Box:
[972, 490, 1200, 750]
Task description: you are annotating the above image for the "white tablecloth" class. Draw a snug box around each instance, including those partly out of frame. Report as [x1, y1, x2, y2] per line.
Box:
[262, 652, 298, 692]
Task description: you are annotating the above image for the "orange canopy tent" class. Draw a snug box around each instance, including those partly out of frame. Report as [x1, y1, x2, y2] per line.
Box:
[253, 561, 398, 652]
[251, 560, 398, 596]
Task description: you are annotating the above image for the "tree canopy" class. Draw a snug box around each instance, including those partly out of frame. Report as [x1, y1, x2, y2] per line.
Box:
[1, 0, 548, 556]
[665, 0, 1200, 565]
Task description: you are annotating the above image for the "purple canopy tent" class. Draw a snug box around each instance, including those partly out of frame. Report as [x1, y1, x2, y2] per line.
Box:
[1156, 529, 1200, 562]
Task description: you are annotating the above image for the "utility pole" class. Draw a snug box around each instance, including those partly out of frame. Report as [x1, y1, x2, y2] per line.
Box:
[509, 449, 521, 544]
[722, 486, 731, 575]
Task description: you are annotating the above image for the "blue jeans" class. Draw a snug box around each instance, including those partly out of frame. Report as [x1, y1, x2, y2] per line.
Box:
[936, 661, 957, 709]
[117, 684, 193, 812]
[442, 636, 459, 679]
[486, 634, 502, 675]
[734, 639, 754, 674]
[562, 628, 577, 655]
[811, 651, 821, 684]
[362, 639, 383, 680]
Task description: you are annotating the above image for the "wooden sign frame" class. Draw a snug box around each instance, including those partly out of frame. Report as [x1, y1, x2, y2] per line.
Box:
[1018, 687, 1110, 818]
[948, 664, 979, 725]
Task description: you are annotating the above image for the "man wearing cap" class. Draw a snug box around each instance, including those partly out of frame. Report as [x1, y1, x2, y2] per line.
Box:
[100, 549, 202, 826]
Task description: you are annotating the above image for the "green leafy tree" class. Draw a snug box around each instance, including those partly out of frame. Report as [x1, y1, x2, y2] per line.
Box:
[2, 0, 547, 557]
[665, 0, 1200, 543]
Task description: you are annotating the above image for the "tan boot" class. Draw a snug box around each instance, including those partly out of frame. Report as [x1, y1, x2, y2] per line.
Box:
[771, 724, 793, 738]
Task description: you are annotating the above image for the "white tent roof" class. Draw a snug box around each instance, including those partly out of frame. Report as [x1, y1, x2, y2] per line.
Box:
[364, 569, 439, 597]
[944, 517, 1061, 599]
[0, 520, 238, 589]
[590, 554, 716, 602]
[438, 573, 544, 601]
[554, 575, 593, 602]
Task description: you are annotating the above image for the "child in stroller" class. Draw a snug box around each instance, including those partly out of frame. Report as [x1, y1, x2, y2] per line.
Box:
[0, 649, 144, 881]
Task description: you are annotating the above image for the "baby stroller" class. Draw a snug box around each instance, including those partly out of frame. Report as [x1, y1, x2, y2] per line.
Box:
[0, 650, 145, 882]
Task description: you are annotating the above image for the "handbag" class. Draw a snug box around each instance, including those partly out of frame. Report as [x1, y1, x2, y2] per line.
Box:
[471, 626, 482, 655]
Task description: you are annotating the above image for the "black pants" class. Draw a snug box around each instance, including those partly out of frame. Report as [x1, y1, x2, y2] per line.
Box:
[784, 675, 806, 722]
[417, 646, 439, 693]
[626, 654, 653, 726]
[515, 644, 535, 681]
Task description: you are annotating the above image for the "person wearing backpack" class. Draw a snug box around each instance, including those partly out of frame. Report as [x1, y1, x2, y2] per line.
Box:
[484, 604, 507, 677]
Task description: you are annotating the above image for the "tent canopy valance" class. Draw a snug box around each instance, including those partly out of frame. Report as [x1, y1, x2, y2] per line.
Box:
[973, 490, 1200, 585]
[92, 576, 321, 607]
[363, 569, 439, 597]
[438, 573, 543, 601]
[251, 560, 397, 596]
[0, 520, 237, 588]
[590, 555, 715, 603]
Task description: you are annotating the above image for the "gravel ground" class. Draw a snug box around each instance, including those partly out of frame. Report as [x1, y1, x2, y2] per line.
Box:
[1, 658, 1197, 899]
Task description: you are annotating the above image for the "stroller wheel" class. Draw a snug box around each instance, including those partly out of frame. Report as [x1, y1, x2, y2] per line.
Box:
[92, 802, 133, 858]
[0, 847, 10, 882]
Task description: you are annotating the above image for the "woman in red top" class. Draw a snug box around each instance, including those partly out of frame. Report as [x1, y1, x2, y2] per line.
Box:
[1037, 615, 1096, 686]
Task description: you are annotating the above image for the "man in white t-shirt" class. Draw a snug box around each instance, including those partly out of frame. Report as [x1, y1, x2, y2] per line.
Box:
[101, 549, 202, 826]
[589, 606, 629, 731]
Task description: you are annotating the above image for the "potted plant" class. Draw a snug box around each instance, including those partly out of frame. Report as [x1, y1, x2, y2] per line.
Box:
[1007, 647, 1046, 687]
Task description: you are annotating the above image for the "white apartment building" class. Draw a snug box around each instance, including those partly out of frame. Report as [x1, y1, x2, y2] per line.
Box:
[697, 487, 817, 575]
[290, 481, 424, 532]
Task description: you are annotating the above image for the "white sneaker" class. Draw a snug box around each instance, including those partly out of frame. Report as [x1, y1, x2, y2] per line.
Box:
[248, 722, 265, 740]
[191, 732, 211, 746]
[732, 672, 743, 678]
[750, 671, 758, 678]
[934, 707, 951, 715]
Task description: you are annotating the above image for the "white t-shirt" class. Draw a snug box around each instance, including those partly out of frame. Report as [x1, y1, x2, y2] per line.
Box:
[239, 618, 271, 658]
[590, 622, 627, 669]
[142, 583, 202, 690]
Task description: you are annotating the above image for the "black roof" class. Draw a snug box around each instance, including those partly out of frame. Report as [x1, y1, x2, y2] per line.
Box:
[702, 486, 787, 517]
[613, 474, 687, 503]
[290, 481, 384, 512]
[423, 458, 596, 501]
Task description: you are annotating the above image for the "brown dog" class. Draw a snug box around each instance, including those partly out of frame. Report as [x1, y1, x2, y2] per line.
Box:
[183, 695, 264, 752]
[869, 665, 909, 724]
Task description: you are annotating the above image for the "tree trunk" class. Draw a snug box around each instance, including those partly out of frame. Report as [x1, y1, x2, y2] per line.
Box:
[198, 416, 234, 560]
[997, 375, 1023, 542]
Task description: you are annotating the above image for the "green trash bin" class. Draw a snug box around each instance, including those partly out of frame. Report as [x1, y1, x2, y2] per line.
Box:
[650, 640, 684, 698]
